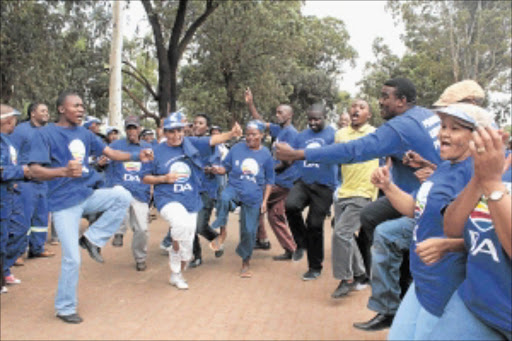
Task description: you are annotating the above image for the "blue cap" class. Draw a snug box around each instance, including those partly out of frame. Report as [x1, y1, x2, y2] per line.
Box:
[246, 120, 265, 132]
[83, 116, 101, 129]
[436, 103, 495, 128]
[163, 111, 187, 130]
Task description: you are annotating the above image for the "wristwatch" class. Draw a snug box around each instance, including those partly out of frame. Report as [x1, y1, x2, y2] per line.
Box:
[483, 190, 508, 202]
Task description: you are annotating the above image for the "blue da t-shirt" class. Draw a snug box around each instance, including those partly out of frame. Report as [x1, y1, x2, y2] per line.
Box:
[305, 106, 442, 194]
[269, 123, 299, 189]
[143, 137, 210, 213]
[0, 133, 25, 220]
[106, 138, 152, 203]
[458, 168, 512, 334]
[223, 142, 275, 206]
[410, 158, 473, 317]
[293, 125, 337, 190]
[27, 124, 106, 212]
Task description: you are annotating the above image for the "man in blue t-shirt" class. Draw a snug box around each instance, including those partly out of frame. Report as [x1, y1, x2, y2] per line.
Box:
[27, 90, 153, 324]
[10, 102, 55, 260]
[279, 103, 338, 281]
[244, 88, 299, 260]
[276, 78, 442, 328]
[106, 116, 152, 271]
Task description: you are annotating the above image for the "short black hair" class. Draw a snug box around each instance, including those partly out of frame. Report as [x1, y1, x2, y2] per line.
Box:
[384, 78, 416, 104]
[56, 90, 80, 112]
[27, 102, 45, 119]
[195, 113, 211, 127]
[307, 103, 327, 117]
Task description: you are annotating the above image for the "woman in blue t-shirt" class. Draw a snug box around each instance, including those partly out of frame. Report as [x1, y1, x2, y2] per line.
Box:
[429, 126, 511, 341]
[210, 120, 275, 278]
[142, 113, 242, 290]
[371, 104, 495, 340]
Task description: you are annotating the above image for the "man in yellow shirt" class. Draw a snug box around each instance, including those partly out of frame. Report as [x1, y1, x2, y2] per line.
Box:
[331, 99, 379, 298]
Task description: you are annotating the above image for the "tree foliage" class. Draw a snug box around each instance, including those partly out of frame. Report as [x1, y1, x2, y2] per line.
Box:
[178, 1, 356, 130]
[359, 0, 511, 122]
[0, 1, 112, 119]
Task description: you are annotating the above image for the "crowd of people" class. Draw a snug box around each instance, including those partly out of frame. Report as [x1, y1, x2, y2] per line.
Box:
[0, 78, 510, 341]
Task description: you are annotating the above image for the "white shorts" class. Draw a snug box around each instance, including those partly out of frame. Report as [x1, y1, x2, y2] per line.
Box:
[160, 202, 197, 242]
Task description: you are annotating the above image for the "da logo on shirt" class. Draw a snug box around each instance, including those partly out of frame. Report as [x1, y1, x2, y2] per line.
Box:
[123, 162, 141, 173]
[470, 200, 493, 233]
[414, 181, 433, 219]
[170, 161, 191, 183]
[68, 139, 86, 164]
[9, 145, 17, 165]
[241, 158, 259, 176]
[305, 141, 322, 149]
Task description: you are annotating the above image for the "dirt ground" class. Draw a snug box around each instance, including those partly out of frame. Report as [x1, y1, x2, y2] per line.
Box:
[0, 211, 388, 340]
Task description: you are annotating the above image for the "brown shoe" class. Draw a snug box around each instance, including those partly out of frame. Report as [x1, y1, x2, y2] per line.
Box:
[13, 257, 24, 266]
[28, 249, 56, 258]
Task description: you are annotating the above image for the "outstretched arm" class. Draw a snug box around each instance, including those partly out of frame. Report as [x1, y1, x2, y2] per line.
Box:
[209, 122, 242, 146]
[244, 88, 270, 130]
[103, 146, 154, 162]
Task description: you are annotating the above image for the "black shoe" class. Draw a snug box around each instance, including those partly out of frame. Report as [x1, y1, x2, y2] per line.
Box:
[273, 250, 293, 261]
[79, 236, 104, 263]
[112, 234, 123, 247]
[189, 257, 202, 268]
[331, 280, 352, 298]
[214, 249, 224, 258]
[302, 269, 321, 281]
[56, 313, 83, 324]
[353, 313, 394, 331]
[136, 261, 147, 271]
[254, 239, 271, 250]
[292, 248, 305, 262]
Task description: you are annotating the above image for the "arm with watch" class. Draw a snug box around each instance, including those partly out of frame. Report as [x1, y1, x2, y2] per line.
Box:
[444, 126, 511, 258]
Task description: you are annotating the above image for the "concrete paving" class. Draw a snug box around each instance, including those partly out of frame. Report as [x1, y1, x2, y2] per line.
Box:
[1, 212, 389, 340]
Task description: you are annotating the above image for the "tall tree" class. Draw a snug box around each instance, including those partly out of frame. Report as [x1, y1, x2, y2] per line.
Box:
[359, 0, 511, 119]
[140, 0, 219, 118]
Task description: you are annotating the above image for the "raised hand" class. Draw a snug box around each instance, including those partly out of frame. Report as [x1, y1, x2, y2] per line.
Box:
[244, 87, 253, 105]
[370, 165, 391, 190]
[231, 122, 243, 137]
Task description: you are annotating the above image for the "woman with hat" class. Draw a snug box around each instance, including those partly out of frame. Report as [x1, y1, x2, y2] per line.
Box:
[142, 112, 241, 290]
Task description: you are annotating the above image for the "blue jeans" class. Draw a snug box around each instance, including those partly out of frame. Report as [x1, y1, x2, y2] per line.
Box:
[428, 291, 511, 341]
[52, 186, 131, 315]
[3, 190, 29, 277]
[211, 186, 260, 261]
[388, 283, 439, 340]
[368, 216, 415, 315]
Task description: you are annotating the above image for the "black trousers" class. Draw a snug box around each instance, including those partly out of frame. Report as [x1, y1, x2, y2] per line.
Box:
[285, 180, 333, 271]
[357, 195, 412, 296]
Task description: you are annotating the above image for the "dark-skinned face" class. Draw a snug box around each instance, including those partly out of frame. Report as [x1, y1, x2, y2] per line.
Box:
[58, 95, 85, 126]
[350, 100, 371, 129]
[275, 105, 292, 126]
[245, 127, 263, 150]
[307, 110, 325, 132]
[193, 116, 209, 137]
[31, 104, 49, 126]
[379, 86, 405, 120]
[126, 126, 140, 144]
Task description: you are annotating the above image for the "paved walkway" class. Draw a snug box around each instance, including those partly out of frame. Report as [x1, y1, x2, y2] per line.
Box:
[1, 212, 388, 340]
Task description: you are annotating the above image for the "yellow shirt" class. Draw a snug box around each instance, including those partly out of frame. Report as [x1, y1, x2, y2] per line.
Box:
[335, 124, 379, 200]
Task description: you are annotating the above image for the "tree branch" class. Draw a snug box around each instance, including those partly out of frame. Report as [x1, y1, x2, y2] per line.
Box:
[121, 61, 158, 99]
[177, 0, 219, 60]
[168, 0, 188, 64]
[122, 85, 160, 124]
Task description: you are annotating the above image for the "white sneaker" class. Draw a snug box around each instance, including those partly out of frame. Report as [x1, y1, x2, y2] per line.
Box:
[169, 272, 188, 290]
[0, 286, 8, 294]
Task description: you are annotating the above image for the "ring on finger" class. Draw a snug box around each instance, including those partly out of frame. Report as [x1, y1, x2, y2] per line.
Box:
[477, 147, 486, 154]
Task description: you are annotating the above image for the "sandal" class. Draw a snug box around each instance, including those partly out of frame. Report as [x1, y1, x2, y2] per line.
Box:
[240, 268, 252, 278]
